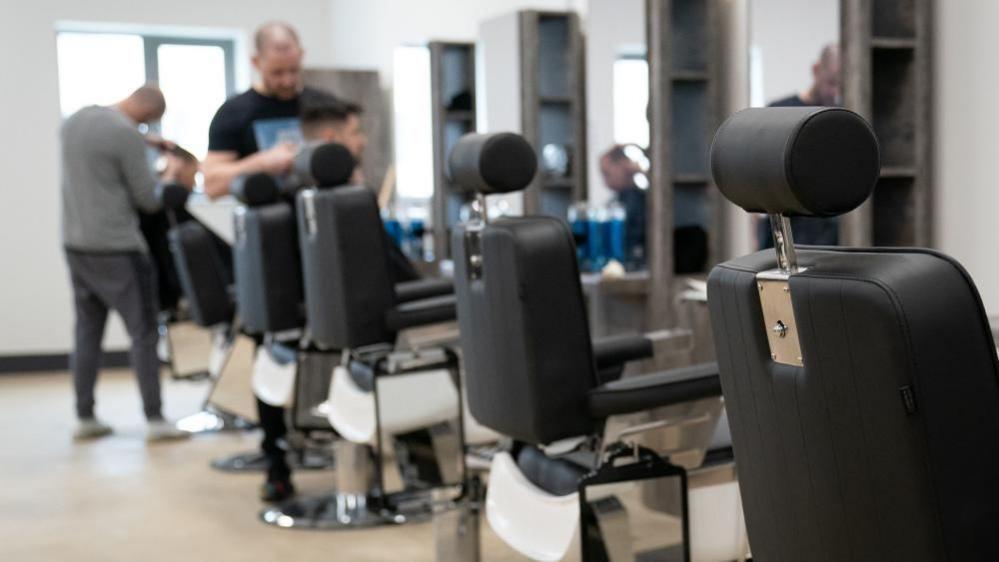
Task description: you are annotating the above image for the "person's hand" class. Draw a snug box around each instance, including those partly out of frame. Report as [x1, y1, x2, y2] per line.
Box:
[161, 153, 199, 190]
[144, 133, 176, 153]
[256, 143, 297, 175]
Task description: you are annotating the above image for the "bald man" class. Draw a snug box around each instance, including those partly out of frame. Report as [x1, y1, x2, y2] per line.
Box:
[61, 85, 194, 443]
[203, 22, 336, 502]
[202, 21, 328, 198]
[758, 43, 841, 249]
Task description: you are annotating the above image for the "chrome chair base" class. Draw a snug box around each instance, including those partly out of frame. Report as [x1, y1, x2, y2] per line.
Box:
[175, 409, 254, 434]
[259, 492, 432, 530]
[210, 447, 336, 473]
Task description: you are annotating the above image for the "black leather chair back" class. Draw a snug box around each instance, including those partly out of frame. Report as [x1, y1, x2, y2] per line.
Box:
[168, 220, 234, 327]
[449, 132, 598, 445]
[707, 107, 999, 561]
[232, 174, 303, 335]
[298, 185, 396, 349]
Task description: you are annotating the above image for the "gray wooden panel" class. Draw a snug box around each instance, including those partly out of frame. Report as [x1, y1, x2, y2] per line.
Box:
[840, 0, 933, 247]
[646, 0, 722, 332]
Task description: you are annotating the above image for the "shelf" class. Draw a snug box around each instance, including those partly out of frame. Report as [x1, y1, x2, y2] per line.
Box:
[673, 174, 709, 183]
[542, 179, 575, 190]
[670, 0, 709, 77]
[539, 96, 573, 104]
[873, 176, 916, 246]
[879, 166, 916, 178]
[872, 0, 916, 40]
[444, 110, 475, 121]
[671, 71, 709, 82]
[872, 37, 917, 50]
[872, 47, 917, 169]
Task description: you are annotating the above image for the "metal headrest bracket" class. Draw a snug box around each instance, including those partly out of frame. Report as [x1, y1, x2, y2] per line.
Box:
[757, 214, 805, 367]
[462, 193, 489, 281]
[769, 214, 799, 274]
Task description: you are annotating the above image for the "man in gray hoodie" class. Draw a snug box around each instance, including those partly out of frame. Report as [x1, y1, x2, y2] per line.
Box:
[61, 84, 194, 442]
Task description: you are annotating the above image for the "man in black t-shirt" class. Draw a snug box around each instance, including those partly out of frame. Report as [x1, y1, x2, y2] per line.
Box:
[203, 22, 325, 199]
[758, 43, 841, 250]
[203, 22, 331, 503]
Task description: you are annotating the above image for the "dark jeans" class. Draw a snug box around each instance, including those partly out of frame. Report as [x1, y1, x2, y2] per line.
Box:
[65, 249, 163, 420]
[257, 397, 291, 482]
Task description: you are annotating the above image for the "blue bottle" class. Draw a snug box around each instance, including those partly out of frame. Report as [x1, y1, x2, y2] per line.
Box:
[607, 201, 627, 265]
[381, 209, 404, 248]
[587, 205, 608, 272]
[408, 218, 426, 261]
[568, 202, 590, 270]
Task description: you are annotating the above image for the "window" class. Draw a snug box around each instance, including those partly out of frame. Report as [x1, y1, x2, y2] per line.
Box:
[56, 30, 236, 160]
[612, 57, 650, 148]
[392, 46, 434, 201]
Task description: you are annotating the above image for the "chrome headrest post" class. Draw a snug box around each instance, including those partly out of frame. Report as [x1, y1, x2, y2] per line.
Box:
[474, 193, 488, 226]
[769, 214, 798, 274]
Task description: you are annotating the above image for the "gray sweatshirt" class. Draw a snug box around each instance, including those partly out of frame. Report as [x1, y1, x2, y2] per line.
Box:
[61, 105, 161, 252]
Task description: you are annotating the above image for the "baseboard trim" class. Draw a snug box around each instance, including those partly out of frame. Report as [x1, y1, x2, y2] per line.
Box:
[0, 351, 131, 374]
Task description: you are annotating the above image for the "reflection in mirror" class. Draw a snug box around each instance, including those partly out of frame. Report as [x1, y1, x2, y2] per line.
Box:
[586, 0, 649, 273]
[749, 0, 840, 250]
[391, 46, 434, 262]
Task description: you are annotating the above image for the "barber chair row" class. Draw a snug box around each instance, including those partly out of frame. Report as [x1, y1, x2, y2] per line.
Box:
[177, 138, 741, 560]
[161, 105, 992, 562]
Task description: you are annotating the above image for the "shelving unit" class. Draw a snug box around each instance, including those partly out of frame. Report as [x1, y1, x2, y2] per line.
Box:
[646, 0, 722, 331]
[841, 0, 933, 246]
[519, 11, 587, 220]
[428, 41, 477, 260]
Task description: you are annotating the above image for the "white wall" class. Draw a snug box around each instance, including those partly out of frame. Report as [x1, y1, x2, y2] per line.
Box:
[750, 0, 838, 106]
[0, 0, 332, 355]
[935, 0, 999, 313]
[327, 0, 586, 87]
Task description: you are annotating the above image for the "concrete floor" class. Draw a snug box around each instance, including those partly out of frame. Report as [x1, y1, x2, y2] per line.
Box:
[0, 369, 534, 562]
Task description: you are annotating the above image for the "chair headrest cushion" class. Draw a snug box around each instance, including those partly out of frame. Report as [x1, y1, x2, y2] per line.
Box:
[709, 107, 880, 217]
[448, 132, 537, 195]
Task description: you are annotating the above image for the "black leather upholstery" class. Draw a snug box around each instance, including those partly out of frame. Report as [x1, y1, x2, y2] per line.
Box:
[592, 334, 654, 371]
[157, 183, 190, 211]
[231, 172, 281, 207]
[384, 294, 457, 333]
[516, 445, 592, 496]
[395, 278, 454, 303]
[168, 221, 234, 327]
[232, 202, 303, 334]
[297, 186, 396, 349]
[448, 133, 537, 194]
[587, 363, 721, 419]
[453, 217, 599, 444]
[708, 247, 999, 561]
[710, 107, 880, 217]
[310, 142, 356, 187]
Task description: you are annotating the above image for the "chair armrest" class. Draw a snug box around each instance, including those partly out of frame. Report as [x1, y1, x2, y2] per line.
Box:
[395, 278, 454, 303]
[592, 333, 654, 371]
[587, 362, 721, 419]
[384, 294, 457, 332]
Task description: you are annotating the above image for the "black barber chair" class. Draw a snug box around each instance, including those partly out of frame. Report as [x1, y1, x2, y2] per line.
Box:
[260, 143, 474, 538]
[229, 164, 354, 476]
[156, 183, 254, 434]
[449, 132, 749, 561]
[707, 106, 999, 561]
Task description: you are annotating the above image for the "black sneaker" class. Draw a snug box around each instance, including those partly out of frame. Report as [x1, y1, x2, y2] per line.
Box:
[260, 479, 296, 503]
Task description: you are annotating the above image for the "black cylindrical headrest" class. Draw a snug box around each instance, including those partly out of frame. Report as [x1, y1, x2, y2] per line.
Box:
[310, 142, 356, 188]
[448, 132, 537, 194]
[709, 107, 880, 217]
[157, 183, 189, 211]
[231, 172, 281, 207]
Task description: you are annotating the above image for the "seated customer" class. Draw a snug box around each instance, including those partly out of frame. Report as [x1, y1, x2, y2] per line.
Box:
[299, 93, 418, 282]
